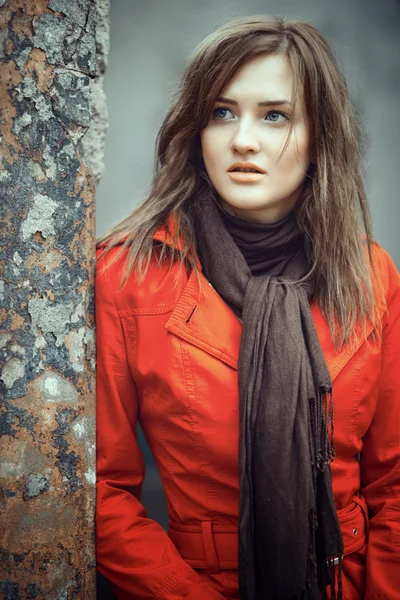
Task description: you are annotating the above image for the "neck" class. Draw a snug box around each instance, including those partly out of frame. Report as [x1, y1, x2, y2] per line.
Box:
[219, 200, 296, 230]
[219, 183, 303, 224]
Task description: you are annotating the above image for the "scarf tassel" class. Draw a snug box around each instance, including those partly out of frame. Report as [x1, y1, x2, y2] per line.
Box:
[321, 554, 343, 600]
[308, 389, 335, 477]
[308, 389, 343, 600]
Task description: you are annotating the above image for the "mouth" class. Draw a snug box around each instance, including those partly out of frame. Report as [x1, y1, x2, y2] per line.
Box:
[227, 162, 266, 182]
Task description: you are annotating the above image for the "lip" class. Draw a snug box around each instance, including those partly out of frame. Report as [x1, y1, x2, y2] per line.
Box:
[228, 171, 265, 183]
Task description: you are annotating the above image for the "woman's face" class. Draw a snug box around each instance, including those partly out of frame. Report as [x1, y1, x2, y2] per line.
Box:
[200, 53, 310, 223]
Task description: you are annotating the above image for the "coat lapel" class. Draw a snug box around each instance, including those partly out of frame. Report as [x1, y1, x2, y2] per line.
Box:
[165, 268, 386, 382]
[165, 269, 241, 370]
[310, 302, 377, 381]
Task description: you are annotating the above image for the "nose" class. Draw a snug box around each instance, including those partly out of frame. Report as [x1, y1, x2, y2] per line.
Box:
[230, 119, 261, 154]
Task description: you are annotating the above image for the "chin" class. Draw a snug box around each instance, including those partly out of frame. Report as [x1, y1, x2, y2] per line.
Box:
[223, 195, 274, 212]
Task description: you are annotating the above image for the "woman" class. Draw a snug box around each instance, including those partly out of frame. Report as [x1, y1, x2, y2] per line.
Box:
[95, 16, 400, 600]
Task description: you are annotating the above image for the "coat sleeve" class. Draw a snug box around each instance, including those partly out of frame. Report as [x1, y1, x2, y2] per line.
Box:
[360, 251, 400, 599]
[95, 249, 224, 600]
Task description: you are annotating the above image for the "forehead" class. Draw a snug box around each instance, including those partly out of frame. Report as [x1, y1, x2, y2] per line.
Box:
[221, 53, 294, 101]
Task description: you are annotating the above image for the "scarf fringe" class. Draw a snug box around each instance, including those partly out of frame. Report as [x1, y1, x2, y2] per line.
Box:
[308, 389, 342, 600]
[324, 389, 335, 463]
[308, 389, 335, 478]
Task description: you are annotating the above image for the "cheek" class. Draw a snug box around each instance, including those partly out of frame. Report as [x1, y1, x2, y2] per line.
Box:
[200, 129, 214, 156]
[278, 134, 309, 173]
[200, 130, 221, 173]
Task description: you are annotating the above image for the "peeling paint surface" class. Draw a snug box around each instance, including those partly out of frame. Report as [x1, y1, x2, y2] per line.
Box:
[33, 370, 79, 403]
[23, 472, 49, 500]
[21, 193, 58, 241]
[1, 357, 26, 390]
[0, 0, 108, 596]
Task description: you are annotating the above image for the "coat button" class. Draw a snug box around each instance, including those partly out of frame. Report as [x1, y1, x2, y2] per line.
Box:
[353, 528, 358, 535]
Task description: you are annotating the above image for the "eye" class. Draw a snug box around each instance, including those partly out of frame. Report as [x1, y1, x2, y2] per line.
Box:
[265, 110, 288, 123]
[212, 106, 234, 121]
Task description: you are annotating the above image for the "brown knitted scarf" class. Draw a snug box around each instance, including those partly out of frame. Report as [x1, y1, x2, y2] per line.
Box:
[193, 194, 344, 600]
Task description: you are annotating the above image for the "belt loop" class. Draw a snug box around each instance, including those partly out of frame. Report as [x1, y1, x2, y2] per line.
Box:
[201, 521, 220, 574]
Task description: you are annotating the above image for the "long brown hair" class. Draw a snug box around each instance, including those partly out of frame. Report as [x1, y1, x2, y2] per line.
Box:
[97, 15, 383, 351]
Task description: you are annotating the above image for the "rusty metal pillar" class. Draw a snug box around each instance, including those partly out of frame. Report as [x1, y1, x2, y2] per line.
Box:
[0, 1, 109, 597]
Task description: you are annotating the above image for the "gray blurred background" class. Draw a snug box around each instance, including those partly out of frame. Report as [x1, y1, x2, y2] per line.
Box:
[96, 1, 399, 595]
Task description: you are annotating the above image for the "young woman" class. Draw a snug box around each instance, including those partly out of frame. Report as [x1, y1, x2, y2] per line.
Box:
[95, 16, 400, 600]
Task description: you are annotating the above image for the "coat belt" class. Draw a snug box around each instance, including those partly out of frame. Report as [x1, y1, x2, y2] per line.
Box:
[168, 521, 238, 573]
[168, 494, 369, 574]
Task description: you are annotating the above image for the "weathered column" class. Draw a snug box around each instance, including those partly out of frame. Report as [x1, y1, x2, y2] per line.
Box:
[0, 1, 108, 597]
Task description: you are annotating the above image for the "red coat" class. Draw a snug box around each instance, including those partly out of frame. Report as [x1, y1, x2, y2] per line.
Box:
[96, 228, 400, 600]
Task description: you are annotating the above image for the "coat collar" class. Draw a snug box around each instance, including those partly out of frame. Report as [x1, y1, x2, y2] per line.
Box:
[155, 220, 386, 380]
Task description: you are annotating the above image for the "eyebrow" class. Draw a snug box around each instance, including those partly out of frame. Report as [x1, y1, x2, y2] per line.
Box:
[216, 96, 292, 107]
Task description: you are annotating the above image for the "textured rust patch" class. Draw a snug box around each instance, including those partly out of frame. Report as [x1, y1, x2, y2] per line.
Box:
[0, 60, 23, 165]
[6, 0, 50, 39]
[10, 313, 24, 330]
[25, 48, 55, 92]
[23, 238, 64, 274]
